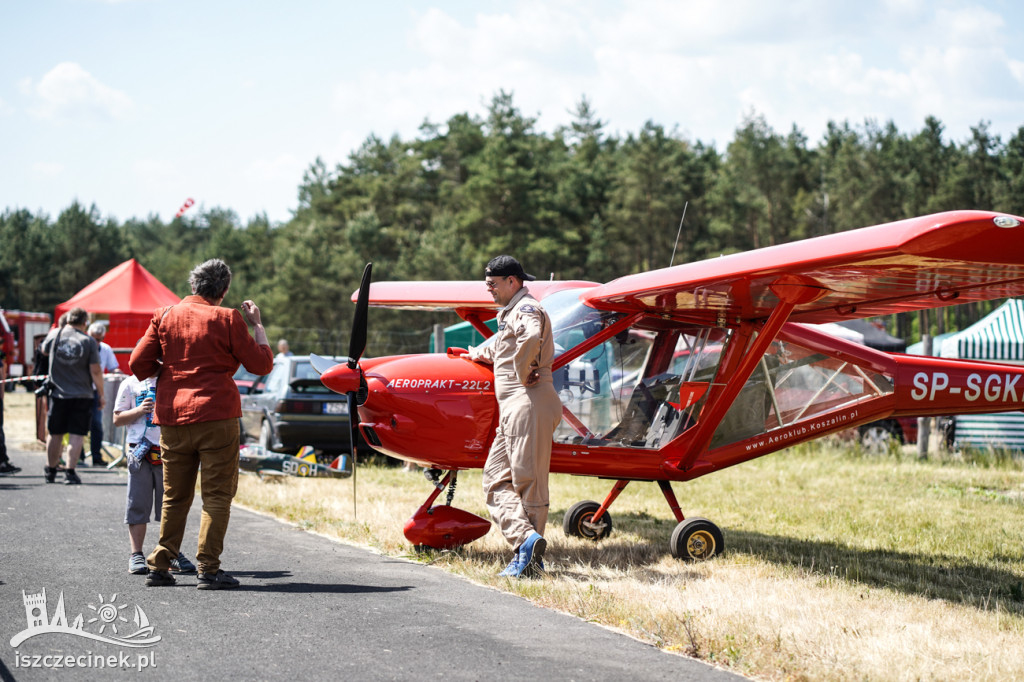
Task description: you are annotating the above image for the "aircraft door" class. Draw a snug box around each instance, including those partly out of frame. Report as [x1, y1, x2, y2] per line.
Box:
[554, 323, 728, 450]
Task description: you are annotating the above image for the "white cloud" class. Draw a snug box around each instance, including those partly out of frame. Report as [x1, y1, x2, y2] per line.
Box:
[26, 62, 134, 122]
[1011, 59, 1024, 85]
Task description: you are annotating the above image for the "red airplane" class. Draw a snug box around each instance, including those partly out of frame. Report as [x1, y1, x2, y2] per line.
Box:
[315, 210, 1024, 561]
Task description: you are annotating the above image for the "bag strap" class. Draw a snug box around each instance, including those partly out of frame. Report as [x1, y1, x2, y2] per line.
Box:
[46, 324, 66, 379]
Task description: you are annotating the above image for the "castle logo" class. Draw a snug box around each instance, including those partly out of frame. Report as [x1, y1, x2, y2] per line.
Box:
[10, 588, 161, 648]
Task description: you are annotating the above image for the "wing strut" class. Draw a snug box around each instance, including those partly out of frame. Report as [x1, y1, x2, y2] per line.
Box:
[673, 279, 818, 471]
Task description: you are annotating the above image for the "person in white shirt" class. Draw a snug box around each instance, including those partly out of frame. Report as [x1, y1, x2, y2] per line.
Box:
[113, 373, 195, 576]
[85, 322, 120, 466]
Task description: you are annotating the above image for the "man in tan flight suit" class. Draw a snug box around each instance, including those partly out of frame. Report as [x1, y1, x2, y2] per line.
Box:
[468, 255, 562, 578]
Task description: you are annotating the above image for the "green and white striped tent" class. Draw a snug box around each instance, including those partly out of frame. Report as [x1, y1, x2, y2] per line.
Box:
[940, 299, 1024, 362]
[938, 299, 1024, 451]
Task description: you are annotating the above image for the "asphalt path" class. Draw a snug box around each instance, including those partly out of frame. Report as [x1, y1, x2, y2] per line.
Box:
[0, 444, 743, 681]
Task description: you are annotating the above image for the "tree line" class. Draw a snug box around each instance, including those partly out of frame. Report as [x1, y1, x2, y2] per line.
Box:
[2, 91, 1022, 355]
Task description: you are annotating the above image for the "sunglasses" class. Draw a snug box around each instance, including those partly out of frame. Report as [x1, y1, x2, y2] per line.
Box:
[485, 277, 510, 289]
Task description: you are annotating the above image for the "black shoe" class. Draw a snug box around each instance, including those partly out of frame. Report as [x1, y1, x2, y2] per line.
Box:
[197, 570, 240, 590]
[145, 570, 176, 587]
[64, 469, 82, 485]
[44, 466, 57, 483]
[0, 461, 21, 475]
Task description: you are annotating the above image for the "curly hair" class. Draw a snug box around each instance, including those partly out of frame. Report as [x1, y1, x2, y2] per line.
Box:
[189, 258, 232, 300]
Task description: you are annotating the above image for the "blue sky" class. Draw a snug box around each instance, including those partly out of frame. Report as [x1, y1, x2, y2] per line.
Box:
[2, 0, 1023, 225]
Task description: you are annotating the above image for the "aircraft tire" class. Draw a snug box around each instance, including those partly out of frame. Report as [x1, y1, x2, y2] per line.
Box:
[562, 500, 613, 540]
[670, 517, 723, 561]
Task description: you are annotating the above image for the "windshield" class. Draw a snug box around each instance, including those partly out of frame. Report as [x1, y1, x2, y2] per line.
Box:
[470, 287, 620, 353]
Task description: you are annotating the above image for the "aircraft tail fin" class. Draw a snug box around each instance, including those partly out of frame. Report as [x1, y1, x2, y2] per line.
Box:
[296, 446, 317, 462]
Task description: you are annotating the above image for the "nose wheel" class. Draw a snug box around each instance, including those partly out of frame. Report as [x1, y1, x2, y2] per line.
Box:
[670, 517, 723, 561]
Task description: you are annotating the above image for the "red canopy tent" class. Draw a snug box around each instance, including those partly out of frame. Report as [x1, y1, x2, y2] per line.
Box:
[55, 259, 181, 373]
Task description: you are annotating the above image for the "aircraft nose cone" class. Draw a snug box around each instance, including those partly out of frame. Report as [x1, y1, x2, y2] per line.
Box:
[321, 363, 361, 394]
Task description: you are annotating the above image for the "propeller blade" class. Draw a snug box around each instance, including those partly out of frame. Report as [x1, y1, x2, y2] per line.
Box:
[348, 263, 372, 369]
[308, 353, 341, 376]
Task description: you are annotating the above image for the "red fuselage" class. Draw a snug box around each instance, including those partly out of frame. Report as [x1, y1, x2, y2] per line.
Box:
[347, 320, 1024, 484]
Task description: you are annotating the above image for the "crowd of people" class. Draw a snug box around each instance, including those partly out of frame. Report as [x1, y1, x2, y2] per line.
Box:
[2, 253, 555, 582]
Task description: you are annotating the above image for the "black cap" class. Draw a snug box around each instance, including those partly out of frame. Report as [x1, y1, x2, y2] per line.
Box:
[485, 255, 535, 281]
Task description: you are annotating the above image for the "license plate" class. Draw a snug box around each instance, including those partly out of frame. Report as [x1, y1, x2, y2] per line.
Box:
[323, 402, 348, 415]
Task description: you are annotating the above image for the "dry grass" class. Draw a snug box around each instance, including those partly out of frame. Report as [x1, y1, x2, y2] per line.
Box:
[7, 391, 1024, 680]
[228, 445, 1024, 681]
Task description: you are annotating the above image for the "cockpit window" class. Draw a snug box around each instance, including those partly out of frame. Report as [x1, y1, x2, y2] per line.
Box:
[709, 336, 893, 448]
[552, 305, 731, 450]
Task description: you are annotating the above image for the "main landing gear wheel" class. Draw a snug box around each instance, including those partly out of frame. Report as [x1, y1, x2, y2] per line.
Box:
[563, 500, 613, 540]
[670, 517, 723, 561]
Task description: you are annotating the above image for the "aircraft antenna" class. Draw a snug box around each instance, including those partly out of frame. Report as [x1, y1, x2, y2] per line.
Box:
[669, 201, 689, 268]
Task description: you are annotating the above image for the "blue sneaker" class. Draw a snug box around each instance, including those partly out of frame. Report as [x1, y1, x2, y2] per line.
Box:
[511, 532, 546, 578]
[170, 552, 197, 574]
[498, 555, 522, 577]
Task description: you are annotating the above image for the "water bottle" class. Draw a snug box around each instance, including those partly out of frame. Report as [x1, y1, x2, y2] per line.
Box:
[145, 380, 156, 426]
[136, 379, 156, 427]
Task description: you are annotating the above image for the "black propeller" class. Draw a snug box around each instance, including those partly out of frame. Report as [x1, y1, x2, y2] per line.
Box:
[348, 263, 372, 369]
[347, 263, 372, 518]
[311, 263, 373, 518]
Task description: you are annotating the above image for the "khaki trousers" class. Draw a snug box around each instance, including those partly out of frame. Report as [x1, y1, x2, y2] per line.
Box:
[147, 418, 240, 574]
[483, 383, 562, 549]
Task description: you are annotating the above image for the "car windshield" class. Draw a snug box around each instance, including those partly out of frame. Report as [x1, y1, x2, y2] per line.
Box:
[233, 366, 264, 383]
[290, 359, 337, 394]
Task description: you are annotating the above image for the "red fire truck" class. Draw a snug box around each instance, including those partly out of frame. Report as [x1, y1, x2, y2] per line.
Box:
[0, 309, 52, 391]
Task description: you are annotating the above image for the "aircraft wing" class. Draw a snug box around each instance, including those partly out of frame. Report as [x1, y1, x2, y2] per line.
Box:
[581, 211, 1024, 325]
[353, 280, 600, 311]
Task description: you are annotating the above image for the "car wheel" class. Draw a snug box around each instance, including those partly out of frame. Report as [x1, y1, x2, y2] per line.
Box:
[860, 421, 900, 453]
[259, 420, 277, 454]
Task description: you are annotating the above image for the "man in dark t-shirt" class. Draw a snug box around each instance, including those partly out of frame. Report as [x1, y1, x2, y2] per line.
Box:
[42, 307, 104, 485]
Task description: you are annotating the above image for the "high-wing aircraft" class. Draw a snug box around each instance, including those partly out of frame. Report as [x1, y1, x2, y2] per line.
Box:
[313, 210, 1024, 561]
